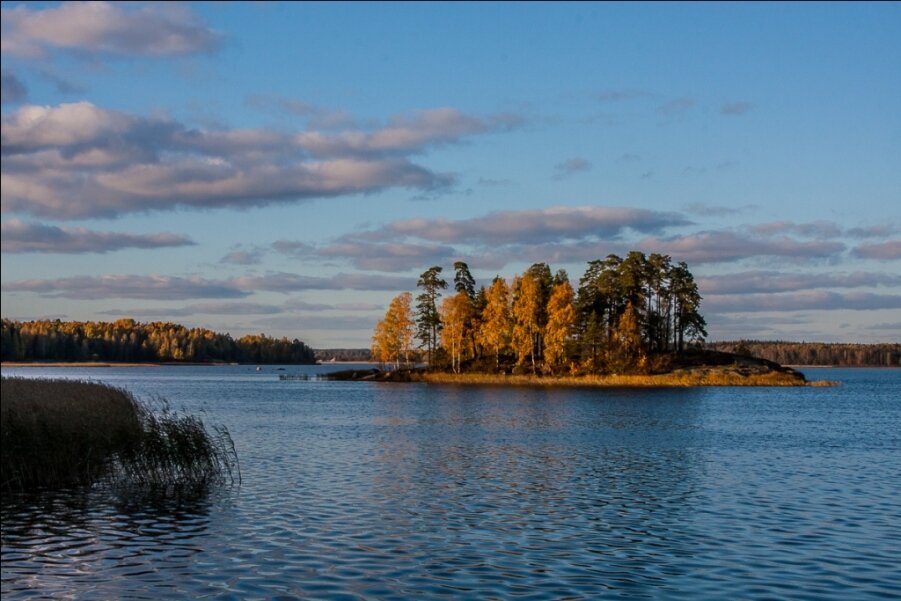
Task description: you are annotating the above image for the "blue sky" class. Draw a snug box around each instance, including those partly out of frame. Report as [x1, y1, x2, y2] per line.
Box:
[2, 1, 899, 347]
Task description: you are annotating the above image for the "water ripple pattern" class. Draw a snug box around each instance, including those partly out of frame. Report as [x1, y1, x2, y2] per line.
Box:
[2, 365, 899, 599]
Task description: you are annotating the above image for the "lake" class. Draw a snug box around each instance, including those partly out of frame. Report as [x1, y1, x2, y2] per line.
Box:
[2, 365, 899, 600]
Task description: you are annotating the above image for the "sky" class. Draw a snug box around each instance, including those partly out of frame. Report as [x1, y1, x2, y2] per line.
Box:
[1, 1, 900, 347]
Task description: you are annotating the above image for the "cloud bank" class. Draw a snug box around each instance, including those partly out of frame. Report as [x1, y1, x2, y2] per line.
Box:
[1, 102, 519, 219]
[1, 219, 194, 253]
[1, 2, 222, 58]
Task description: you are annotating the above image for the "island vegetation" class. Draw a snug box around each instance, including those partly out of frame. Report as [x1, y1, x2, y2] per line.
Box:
[1, 377, 238, 492]
[368, 253, 809, 386]
[1, 319, 316, 365]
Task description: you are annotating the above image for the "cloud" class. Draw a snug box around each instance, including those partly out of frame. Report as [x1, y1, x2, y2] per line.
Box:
[254, 314, 377, 331]
[477, 177, 511, 187]
[2, 274, 249, 300]
[1, 102, 517, 219]
[220, 247, 266, 266]
[231, 272, 413, 293]
[99, 302, 284, 318]
[282, 299, 335, 312]
[698, 271, 901, 295]
[657, 97, 695, 117]
[1, 69, 27, 104]
[271, 240, 316, 256]
[356, 206, 691, 246]
[852, 240, 901, 260]
[1, 2, 222, 58]
[281, 298, 380, 312]
[595, 90, 652, 102]
[846, 225, 898, 239]
[1, 219, 195, 253]
[682, 202, 756, 217]
[316, 241, 458, 272]
[245, 94, 355, 129]
[634, 231, 845, 264]
[704, 291, 901, 313]
[553, 158, 592, 179]
[3, 270, 415, 301]
[720, 101, 753, 116]
[749, 220, 843, 239]
[293, 108, 522, 157]
[37, 68, 85, 94]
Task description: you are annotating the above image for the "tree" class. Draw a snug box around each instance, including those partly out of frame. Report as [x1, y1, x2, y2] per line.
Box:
[372, 292, 415, 368]
[477, 277, 513, 370]
[453, 261, 476, 300]
[606, 301, 645, 373]
[669, 261, 706, 351]
[415, 266, 447, 365]
[512, 271, 542, 370]
[439, 291, 473, 373]
[544, 279, 576, 372]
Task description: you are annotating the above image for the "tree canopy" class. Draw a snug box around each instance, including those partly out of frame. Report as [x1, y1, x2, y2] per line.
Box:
[374, 251, 709, 375]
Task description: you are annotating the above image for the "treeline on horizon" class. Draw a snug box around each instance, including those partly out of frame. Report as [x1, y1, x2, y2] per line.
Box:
[372, 251, 707, 375]
[708, 341, 900, 367]
[1, 319, 316, 364]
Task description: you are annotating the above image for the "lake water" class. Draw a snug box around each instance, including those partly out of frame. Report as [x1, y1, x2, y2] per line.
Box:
[2, 365, 899, 600]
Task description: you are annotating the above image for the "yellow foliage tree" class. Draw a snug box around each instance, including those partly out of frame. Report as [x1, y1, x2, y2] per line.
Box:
[544, 279, 575, 372]
[512, 272, 542, 370]
[606, 301, 646, 373]
[371, 292, 415, 368]
[439, 291, 473, 373]
[477, 277, 513, 370]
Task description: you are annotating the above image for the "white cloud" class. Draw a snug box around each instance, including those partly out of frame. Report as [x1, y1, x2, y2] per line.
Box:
[1, 2, 221, 58]
[1, 102, 516, 219]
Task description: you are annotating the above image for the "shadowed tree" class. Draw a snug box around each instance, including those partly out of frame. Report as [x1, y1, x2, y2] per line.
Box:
[453, 261, 476, 300]
[416, 266, 447, 365]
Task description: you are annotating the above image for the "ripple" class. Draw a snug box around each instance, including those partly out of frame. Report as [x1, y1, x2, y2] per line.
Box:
[3, 367, 900, 599]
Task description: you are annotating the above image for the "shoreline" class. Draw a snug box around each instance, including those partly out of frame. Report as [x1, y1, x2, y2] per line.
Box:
[326, 367, 833, 388]
[1, 362, 164, 368]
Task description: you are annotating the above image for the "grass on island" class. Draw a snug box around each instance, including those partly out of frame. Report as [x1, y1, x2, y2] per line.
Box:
[339, 350, 840, 387]
[412, 369, 810, 387]
[1, 377, 238, 492]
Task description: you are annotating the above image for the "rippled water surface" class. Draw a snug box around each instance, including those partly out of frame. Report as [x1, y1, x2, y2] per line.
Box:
[2, 366, 899, 600]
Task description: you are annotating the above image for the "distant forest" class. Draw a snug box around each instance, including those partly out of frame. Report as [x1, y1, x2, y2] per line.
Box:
[707, 341, 900, 367]
[314, 348, 374, 362]
[1, 319, 316, 364]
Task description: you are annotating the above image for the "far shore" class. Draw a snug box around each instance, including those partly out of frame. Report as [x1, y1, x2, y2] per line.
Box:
[2, 362, 164, 368]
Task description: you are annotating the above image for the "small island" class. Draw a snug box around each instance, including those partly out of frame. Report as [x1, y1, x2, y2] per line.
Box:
[363, 253, 823, 387]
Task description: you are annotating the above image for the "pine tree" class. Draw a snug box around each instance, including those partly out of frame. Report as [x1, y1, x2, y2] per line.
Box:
[415, 266, 447, 365]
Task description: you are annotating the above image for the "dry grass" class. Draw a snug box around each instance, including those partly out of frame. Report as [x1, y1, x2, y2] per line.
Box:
[1, 377, 238, 492]
[415, 369, 808, 388]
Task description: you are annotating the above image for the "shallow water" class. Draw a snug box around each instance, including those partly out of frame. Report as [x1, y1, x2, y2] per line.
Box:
[2, 365, 899, 599]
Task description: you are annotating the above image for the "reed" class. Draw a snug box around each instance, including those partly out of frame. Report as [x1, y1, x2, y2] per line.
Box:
[1, 377, 238, 492]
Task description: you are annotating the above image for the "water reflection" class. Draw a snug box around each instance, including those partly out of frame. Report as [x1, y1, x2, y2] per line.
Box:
[2, 367, 899, 600]
[2, 486, 223, 599]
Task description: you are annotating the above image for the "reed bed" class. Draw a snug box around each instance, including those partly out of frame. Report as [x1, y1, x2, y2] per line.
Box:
[1, 377, 238, 492]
